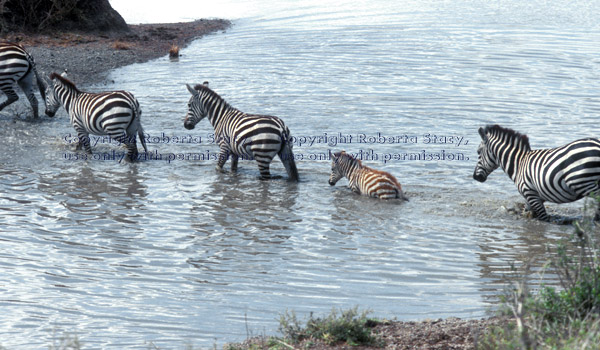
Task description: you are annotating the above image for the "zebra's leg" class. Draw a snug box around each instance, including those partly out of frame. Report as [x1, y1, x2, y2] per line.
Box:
[349, 182, 361, 194]
[17, 71, 39, 118]
[124, 136, 139, 162]
[524, 195, 549, 221]
[112, 132, 139, 162]
[593, 194, 600, 222]
[0, 85, 19, 113]
[257, 161, 271, 179]
[255, 152, 280, 179]
[216, 148, 229, 172]
[231, 154, 239, 172]
[75, 128, 93, 154]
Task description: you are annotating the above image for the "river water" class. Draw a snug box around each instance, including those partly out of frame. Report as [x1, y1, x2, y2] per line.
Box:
[1, 0, 600, 348]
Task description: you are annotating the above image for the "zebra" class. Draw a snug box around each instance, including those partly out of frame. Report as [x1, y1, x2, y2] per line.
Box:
[44, 71, 148, 161]
[328, 150, 407, 200]
[0, 42, 46, 118]
[183, 82, 299, 181]
[473, 124, 600, 222]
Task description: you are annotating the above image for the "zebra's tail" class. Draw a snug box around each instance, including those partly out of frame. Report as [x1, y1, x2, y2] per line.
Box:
[24, 50, 47, 105]
[134, 105, 148, 154]
[278, 129, 299, 182]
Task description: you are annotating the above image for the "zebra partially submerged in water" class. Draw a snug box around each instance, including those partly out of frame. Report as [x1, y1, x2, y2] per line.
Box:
[44, 72, 148, 161]
[473, 124, 600, 222]
[0, 42, 46, 118]
[329, 150, 407, 200]
[183, 82, 299, 181]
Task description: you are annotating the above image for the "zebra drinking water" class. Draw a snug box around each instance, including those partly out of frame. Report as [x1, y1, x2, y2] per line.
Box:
[473, 124, 600, 222]
[45, 72, 148, 161]
[183, 82, 299, 181]
[329, 150, 407, 200]
[0, 42, 46, 118]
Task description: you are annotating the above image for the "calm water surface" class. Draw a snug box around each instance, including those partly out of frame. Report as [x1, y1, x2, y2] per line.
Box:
[1, 0, 600, 348]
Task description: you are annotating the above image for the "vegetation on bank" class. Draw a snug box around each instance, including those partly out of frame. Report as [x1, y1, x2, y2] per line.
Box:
[226, 307, 383, 350]
[479, 196, 600, 349]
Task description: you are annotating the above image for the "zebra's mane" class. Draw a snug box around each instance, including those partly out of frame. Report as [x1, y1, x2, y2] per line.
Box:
[192, 84, 232, 110]
[484, 124, 531, 151]
[50, 72, 80, 93]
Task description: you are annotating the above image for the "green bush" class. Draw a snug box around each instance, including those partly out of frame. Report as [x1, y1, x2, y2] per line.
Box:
[278, 307, 382, 346]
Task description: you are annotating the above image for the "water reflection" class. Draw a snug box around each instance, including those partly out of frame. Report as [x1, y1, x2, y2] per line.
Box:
[187, 171, 300, 271]
[36, 163, 148, 239]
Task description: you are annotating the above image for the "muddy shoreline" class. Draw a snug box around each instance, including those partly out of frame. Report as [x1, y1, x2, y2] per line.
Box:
[4, 19, 230, 86]
[231, 316, 505, 350]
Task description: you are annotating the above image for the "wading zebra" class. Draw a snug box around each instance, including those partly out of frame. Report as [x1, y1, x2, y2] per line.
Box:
[184, 82, 299, 181]
[329, 150, 407, 200]
[0, 42, 46, 118]
[45, 72, 148, 161]
[473, 124, 600, 222]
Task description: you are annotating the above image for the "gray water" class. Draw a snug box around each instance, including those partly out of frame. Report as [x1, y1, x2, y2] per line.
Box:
[2, 0, 600, 348]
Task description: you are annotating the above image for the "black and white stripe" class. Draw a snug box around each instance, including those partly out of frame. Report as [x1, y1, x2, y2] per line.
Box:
[45, 72, 147, 161]
[0, 42, 46, 118]
[473, 124, 600, 222]
[329, 150, 406, 200]
[184, 82, 299, 181]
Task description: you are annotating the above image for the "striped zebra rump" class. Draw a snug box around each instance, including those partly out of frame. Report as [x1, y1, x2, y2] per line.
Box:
[0, 42, 46, 118]
[184, 82, 299, 181]
[228, 115, 285, 158]
[355, 167, 404, 199]
[329, 150, 406, 200]
[45, 72, 148, 162]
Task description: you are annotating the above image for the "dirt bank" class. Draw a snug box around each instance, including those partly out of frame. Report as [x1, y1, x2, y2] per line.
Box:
[229, 317, 507, 350]
[3, 19, 230, 86]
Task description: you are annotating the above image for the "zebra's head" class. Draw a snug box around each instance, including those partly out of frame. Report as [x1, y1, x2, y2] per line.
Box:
[328, 150, 345, 186]
[44, 70, 69, 118]
[184, 82, 210, 130]
[473, 127, 499, 182]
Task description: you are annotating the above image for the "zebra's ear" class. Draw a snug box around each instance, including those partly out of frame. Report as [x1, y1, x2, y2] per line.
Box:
[61, 69, 68, 78]
[45, 74, 55, 87]
[186, 84, 197, 96]
[478, 127, 486, 140]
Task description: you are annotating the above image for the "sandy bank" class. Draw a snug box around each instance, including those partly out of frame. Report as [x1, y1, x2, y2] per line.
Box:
[4, 19, 230, 86]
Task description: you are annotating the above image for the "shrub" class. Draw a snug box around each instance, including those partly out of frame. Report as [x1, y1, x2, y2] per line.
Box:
[278, 307, 382, 346]
[479, 196, 600, 349]
[0, 0, 128, 33]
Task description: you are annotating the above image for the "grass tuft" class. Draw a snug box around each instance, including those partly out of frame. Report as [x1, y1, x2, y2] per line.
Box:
[278, 307, 382, 347]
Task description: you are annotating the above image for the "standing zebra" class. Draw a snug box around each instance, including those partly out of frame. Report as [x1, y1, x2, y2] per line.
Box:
[0, 42, 46, 118]
[183, 82, 299, 181]
[473, 124, 600, 222]
[329, 150, 407, 200]
[45, 72, 148, 161]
